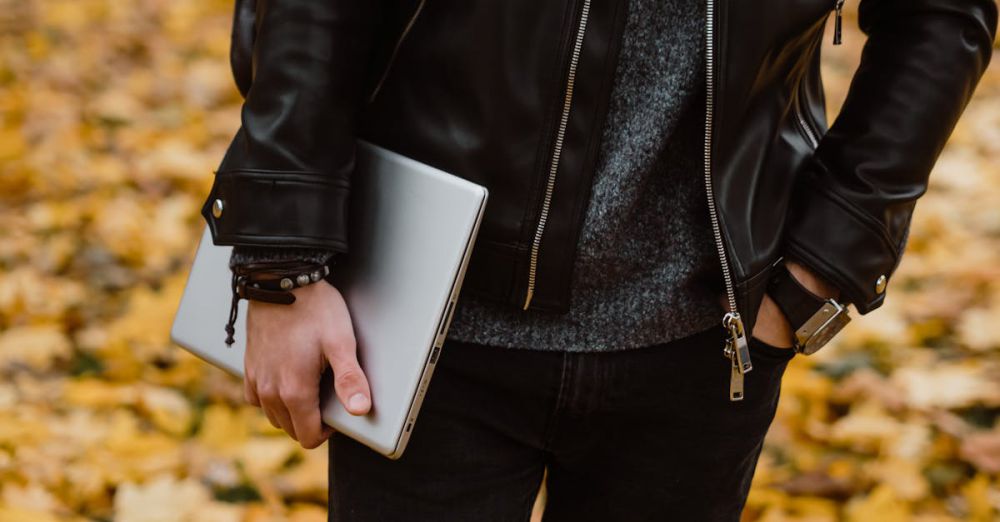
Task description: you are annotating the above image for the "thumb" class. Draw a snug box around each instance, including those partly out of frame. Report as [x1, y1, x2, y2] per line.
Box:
[324, 336, 372, 416]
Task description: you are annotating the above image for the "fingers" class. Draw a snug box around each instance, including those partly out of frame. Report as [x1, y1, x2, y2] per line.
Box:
[245, 360, 287, 435]
[286, 387, 329, 449]
[257, 380, 297, 441]
[246, 363, 332, 448]
[324, 334, 372, 416]
[239, 283, 354, 449]
[244, 372, 261, 407]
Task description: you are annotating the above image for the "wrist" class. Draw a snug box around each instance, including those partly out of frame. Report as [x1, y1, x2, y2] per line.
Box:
[755, 292, 796, 348]
[223, 256, 337, 346]
[766, 257, 852, 355]
[235, 260, 334, 300]
[785, 257, 841, 301]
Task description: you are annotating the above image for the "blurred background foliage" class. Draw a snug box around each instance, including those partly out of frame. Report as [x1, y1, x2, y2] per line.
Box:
[0, 0, 999, 520]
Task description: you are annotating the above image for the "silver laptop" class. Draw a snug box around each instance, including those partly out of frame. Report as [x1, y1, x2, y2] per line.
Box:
[171, 140, 488, 459]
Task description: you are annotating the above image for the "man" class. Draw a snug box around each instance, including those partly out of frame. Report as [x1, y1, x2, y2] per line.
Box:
[201, 0, 996, 519]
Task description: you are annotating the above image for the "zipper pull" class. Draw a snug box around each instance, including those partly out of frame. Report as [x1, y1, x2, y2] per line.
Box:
[833, 0, 845, 45]
[722, 312, 752, 402]
[729, 355, 745, 401]
[724, 312, 752, 374]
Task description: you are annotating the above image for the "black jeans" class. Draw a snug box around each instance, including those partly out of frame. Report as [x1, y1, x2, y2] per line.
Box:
[329, 324, 796, 521]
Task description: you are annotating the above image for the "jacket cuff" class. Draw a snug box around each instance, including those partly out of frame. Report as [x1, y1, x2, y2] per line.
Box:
[781, 169, 902, 314]
[201, 169, 350, 252]
[229, 245, 337, 269]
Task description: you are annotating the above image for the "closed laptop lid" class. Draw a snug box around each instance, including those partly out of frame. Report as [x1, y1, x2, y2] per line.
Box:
[171, 140, 487, 456]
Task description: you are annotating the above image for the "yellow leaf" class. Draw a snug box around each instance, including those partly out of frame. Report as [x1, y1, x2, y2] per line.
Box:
[0, 505, 60, 522]
[197, 405, 250, 452]
[137, 385, 193, 436]
[865, 459, 928, 501]
[0, 325, 71, 372]
[893, 363, 1000, 410]
[961, 474, 996, 522]
[113, 475, 212, 522]
[846, 485, 911, 522]
[287, 503, 328, 522]
[63, 379, 137, 409]
[0, 129, 26, 163]
[829, 401, 903, 453]
[238, 437, 299, 479]
[274, 447, 328, 500]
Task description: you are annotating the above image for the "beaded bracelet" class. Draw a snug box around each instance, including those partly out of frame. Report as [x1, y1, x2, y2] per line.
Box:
[223, 258, 337, 346]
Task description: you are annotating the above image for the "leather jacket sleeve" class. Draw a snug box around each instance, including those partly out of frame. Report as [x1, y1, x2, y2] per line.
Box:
[782, 0, 997, 314]
[200, 0, 384, 253]
[229, 245, 336, 269]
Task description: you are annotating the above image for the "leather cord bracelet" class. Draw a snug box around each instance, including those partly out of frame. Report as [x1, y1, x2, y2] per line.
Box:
[223, 258, 337, 346]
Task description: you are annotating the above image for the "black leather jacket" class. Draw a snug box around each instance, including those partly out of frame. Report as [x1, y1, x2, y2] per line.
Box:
[202, 0, 996, 339]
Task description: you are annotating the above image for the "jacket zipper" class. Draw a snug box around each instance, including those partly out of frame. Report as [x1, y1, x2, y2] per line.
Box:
[798, 0, 840, 149]
[795, 85, 821, 148]
[522, 0, 592, 310]
[704, 0, 753, 401]
[367, 0, 426, 104]
[521, 0, 752, 399]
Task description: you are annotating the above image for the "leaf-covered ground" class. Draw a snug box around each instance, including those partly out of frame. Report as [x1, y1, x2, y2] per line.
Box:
[0, 1, 998, 521]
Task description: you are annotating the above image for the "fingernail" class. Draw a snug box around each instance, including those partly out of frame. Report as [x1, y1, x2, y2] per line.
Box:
[348, 393, 370, 413]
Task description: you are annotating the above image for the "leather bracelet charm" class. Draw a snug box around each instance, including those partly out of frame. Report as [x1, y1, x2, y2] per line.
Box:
[236, 264, 331, 304]
[223, 258, 336, 347]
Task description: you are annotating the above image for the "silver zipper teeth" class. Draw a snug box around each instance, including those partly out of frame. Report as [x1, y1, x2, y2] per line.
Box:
[795, 94, 821, 148]
[522, 0, 592, 310]
[702, 0, 738, 317]
[705, 0, 754, 403]
[367, 0, 427, 103]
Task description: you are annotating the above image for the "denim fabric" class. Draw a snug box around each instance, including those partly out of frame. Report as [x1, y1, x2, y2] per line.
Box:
[329, 325, 795, 521]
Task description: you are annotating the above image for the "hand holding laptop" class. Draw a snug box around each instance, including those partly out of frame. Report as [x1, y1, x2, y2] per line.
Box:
[243, 279, 370, 449]
[173, 142, 487, 458]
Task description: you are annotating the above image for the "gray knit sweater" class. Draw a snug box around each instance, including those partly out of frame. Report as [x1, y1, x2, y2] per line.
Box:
[231, 0, 725, 352]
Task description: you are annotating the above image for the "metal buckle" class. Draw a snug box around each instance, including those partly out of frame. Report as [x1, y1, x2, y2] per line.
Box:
[794, 299, 851, 355]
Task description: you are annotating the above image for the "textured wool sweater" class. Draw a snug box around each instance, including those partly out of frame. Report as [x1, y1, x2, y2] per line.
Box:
[446, 0, 724, 351]
[230, 0, 725, 352]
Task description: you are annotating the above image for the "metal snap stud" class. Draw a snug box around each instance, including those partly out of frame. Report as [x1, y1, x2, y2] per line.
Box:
[296, 274, 311, 286]
[280, 278, 293, 290]
[874, 274, 887, 294]
[212, 199, 224, 218]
